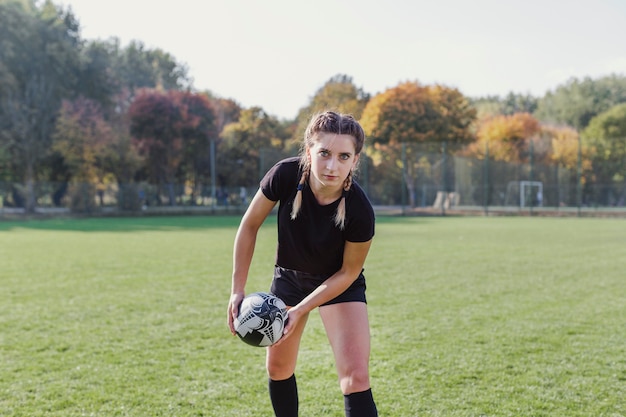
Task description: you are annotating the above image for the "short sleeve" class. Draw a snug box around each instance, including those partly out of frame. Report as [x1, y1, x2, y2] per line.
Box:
[344, 183, 375, 243]
[260, 157, 300, 202]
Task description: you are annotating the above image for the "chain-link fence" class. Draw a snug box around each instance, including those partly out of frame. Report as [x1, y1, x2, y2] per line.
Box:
[2, 142, 625, 216]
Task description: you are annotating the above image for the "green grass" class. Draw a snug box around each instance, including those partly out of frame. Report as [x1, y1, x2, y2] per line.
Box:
[1, 215, 625, 416]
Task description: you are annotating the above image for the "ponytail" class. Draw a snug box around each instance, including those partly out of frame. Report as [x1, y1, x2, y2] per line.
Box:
[290, 164, 309, 220]
[333, 170, 353, 230]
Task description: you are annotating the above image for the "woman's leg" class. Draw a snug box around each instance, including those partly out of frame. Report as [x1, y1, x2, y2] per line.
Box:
[266, 311, 309, 417]
[319, 302, 377, 417]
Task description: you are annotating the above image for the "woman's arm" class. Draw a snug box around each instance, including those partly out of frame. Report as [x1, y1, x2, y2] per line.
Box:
[227, 188, 277, 334]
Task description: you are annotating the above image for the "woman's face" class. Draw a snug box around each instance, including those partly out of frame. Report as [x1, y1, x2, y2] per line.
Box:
[307, 132, 359, 192]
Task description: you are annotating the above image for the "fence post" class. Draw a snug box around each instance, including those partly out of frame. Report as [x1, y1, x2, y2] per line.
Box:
[441, 141, 447, 216]
[210, 139, 216, 209]
[576, 134, 582, 216]
[484, 142, 489, 215]
[401, 142, 407, 215]
[529, 140, 534, 215]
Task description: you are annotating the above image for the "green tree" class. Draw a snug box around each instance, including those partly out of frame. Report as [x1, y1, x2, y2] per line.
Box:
[218, 107, 290, 187]
[0, 0, 81, 212]
[581, 103, 626, 205]
[472, 93, 538, 119]
[290, 74, 370, 151]
[77, 39, 120, 109]
[115, 40, 191, 94]
[535, 74, 626, 130]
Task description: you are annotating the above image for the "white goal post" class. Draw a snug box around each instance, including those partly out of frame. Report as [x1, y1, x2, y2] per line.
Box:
[519, 181, 543, 207]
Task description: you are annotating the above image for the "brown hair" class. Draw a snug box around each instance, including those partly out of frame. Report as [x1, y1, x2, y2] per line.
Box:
[290, 111, 365, 229]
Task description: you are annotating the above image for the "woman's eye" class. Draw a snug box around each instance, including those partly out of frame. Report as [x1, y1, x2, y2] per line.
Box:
[319, 150, 329, 157]
[340, 154, 350, 160]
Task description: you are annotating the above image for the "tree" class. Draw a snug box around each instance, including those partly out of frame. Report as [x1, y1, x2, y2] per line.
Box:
[361, 81, 475, 147]
[535, 75, 626, 130]
[542, 125, 582, 170]
[472, 92, 538, 119]
[297, 74, 369, 119]
[52, 97, 112, 211]
[115, 40, 191, 93]
[291, 74, 370, 151]
[76, 37, 192, 112]
[0, 0, 81, 212]
[76, 39, 120, 110]
[581, 103, 626, 204]
[129, 89, 217, 205]
[360, 81, 476, 206]
[218, 107, 290, 187]
[467, 113, 542, 163]
[175, 91, 218, 203]
[203, 93, 242, 132]
[99, 98, 144, 211]
[129, 89, 183, 205]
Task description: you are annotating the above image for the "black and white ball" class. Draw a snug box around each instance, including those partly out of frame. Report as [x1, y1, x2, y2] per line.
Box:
[234, 292, 288, 347]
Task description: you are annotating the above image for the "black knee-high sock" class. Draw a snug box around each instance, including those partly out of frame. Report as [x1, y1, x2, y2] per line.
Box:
[269, 374, 298, 417]
[344, 388, 378, 417]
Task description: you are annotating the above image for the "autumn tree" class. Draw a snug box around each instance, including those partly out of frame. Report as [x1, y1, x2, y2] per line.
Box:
[175, 91, 218, 203]
[204, 94, 242, 132]
[52, 98, 113, 211]
[467, 113, 542, 163]
[541, 125, 582, 170]
[129, 89, 184, 205]
[129, 89, 217, 205]
[360, 81, 476, 206]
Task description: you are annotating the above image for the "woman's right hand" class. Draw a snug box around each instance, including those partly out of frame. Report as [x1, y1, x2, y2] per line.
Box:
[227, 292, 245, 335]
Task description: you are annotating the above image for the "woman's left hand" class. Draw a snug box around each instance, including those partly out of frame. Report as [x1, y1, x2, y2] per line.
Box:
[274, 306, 304, 346]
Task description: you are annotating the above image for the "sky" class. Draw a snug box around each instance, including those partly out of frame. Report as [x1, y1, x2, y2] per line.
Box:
[57, 0, 626, 120]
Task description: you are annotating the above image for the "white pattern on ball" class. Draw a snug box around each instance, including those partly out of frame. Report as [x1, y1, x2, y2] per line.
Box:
[234, 292, 288, 347]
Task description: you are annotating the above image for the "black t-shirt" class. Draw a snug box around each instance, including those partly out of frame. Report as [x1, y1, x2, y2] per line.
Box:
[261, 157, 375, 274]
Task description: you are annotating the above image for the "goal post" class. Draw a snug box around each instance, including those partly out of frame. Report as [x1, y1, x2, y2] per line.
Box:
[519, 181, 543, 207]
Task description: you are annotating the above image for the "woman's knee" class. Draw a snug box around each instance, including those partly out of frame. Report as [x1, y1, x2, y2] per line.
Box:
[266, 344, 299, 380]
[266, 358, 295, 380]
[338, 366, 371, 394]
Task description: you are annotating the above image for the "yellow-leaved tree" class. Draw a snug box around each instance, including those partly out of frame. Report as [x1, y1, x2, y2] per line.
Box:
[468, 113, 541, 163]
[360, 81, 475, 206]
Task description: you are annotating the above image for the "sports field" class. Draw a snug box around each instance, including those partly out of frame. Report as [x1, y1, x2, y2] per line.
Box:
[1, 215, 624, 416]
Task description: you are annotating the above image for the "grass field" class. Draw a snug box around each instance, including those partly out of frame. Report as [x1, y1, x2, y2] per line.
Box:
[1, 215, 625, 416]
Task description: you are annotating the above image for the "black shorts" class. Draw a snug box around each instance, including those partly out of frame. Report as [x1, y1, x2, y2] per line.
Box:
[270, 265, 367, 307]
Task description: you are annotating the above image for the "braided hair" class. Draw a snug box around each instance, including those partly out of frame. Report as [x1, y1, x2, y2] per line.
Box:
[290, 111, 365, 230]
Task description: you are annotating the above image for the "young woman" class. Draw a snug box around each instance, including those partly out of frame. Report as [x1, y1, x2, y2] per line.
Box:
[227, 111, 378, 417]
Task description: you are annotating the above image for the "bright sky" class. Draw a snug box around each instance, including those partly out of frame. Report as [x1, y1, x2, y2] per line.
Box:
[58, 0, 626, 120]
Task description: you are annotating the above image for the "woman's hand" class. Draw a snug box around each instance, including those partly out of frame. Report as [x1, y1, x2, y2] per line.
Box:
[273, 305, 305, 346]
[227, 292, 245, 335]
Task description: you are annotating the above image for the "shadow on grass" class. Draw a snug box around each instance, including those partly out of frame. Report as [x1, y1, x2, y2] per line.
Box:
[0, 215, 253, 232]
[0, 211, 435, 232]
